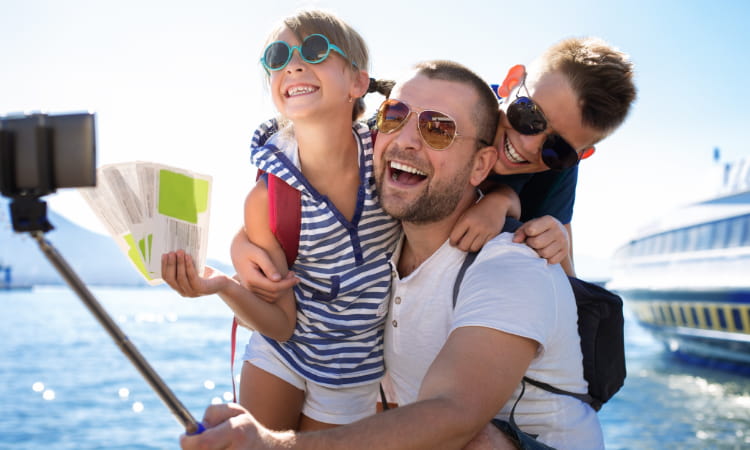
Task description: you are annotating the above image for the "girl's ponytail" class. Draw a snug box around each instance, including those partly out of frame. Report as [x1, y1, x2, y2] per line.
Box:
[353, 77, 395, 120]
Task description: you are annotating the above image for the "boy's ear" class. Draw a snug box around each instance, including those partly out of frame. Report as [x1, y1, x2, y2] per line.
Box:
[496, 64, 526, 99]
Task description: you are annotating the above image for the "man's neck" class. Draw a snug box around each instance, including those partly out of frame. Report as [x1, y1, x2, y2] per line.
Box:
[397, 190, 478, 278]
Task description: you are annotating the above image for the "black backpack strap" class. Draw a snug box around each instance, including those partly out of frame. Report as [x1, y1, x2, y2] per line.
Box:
[522, 376, 594, 406]
[452, 251, 479, 307]
[452, 244, 598, 411]
[379, 383, 390, 411]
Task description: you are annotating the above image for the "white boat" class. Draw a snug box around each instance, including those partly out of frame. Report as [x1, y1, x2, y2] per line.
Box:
[608, 158, 750, 372]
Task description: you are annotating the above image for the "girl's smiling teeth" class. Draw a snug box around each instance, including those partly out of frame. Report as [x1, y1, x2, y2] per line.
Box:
[286, 85, 319, 97]
[504, 136, 529, 164]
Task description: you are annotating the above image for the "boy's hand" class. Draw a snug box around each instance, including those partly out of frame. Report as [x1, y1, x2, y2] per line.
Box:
[513, 216, 569, 265]
[161, 251, 231, 297]
[450, 188, 517, 252]
[450, 206, 505, 252]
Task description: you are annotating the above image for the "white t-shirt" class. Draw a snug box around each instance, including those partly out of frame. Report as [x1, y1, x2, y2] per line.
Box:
[384, 233, 604, 450]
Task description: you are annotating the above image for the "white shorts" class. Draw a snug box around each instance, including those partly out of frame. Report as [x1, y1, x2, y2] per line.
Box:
[242, 332, 379, 424]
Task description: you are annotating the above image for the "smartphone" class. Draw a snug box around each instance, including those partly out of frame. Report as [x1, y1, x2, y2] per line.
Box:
[0, 112, 96, 193]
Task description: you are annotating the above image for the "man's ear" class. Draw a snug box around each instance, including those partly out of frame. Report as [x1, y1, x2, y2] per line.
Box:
[496, 64, 526, 99]
[470, 145, 498, 187]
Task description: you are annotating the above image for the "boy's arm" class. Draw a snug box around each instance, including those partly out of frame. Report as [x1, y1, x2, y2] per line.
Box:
[449, 182, 521, 252]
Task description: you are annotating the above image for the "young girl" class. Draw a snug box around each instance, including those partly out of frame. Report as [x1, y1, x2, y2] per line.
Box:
[163, 10, 401, 431]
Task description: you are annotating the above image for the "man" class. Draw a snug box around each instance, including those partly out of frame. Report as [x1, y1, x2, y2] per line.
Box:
[453, 37, 636, 276]
[180, 60, 604, 449]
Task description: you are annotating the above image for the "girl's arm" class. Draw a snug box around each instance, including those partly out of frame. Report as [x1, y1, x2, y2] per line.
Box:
[232, 181, 298, 339]
[449, 182, 521, 252]
[161, 251, 295, 341]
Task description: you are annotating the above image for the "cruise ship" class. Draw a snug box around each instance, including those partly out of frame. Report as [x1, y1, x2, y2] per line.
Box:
[608, 158, 750, 372]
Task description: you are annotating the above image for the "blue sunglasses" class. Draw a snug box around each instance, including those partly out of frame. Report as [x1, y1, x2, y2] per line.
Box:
[261, 33, 356, 72]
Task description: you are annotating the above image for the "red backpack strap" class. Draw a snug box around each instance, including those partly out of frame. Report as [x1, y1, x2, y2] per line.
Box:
[230, 169, 302, 402]
[266, 173, 301, 268]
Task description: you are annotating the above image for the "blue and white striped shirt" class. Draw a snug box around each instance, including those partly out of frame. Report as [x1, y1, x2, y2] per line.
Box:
[250, 119, 401, 388]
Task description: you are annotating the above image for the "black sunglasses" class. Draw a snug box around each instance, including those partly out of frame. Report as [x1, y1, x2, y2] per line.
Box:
[505, 80, 593, 171]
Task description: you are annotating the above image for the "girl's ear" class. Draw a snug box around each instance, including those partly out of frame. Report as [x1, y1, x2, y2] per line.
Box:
[351, 70, 370, 98]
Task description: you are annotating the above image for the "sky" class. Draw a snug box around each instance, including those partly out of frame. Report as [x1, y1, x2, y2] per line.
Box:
[2, 0, 749, 279]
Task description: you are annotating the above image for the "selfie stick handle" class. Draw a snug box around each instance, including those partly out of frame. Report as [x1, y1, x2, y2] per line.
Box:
[30, 231, 204, 435]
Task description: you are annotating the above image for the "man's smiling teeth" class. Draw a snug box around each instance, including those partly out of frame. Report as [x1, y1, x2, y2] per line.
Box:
[505, 137, 529, 164]
[390, 161, 426, 181]
[287, 86, 317, 97]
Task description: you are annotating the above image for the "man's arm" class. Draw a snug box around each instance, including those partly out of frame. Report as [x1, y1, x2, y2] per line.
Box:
[181, 326, 537, 450]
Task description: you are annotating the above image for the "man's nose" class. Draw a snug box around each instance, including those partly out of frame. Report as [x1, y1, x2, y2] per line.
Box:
[392, 112, 423, 149]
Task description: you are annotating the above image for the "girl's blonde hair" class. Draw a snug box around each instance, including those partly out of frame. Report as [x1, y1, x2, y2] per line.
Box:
[265, 10, 373, 121]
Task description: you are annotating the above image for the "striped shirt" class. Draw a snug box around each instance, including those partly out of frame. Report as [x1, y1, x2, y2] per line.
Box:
[250, 119, 401, 388]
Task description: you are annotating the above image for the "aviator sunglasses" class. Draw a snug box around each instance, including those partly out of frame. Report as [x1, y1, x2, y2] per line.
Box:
[505, 79, 594, 171]
[376, 99, 489, 150]
[261, 33, 355, 72]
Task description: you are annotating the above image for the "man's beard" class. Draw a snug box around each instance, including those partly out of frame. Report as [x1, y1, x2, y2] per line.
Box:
[375, 155, 473, 224]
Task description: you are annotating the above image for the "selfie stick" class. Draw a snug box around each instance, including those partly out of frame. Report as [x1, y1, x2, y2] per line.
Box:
[0, 118, 203, 435]
[29, 229, 205, 435]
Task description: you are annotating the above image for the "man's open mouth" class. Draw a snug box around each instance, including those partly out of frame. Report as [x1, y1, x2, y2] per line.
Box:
[388, 161, 427, 185]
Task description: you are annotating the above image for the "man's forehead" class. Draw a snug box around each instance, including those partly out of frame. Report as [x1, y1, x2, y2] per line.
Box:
[392, 74, 475, 118]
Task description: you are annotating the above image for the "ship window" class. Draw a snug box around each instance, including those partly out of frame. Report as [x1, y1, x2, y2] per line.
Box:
[728, 217, 745, 247]
[686, 227, 700, 251]
[674, 229, 688, 253]
[743, 215, 750, 246]
[712, 220, 730, 249]
[691, 307, 700, 326]
[664, 231, 676, 253]
[654, 235, 665, 254]
[696, 224, 714, 250]
[658, 305, 667, 324]
[717, 308, 727, 330]
[703, 307, 713, 328]
[644, 237, 654, 255]
[667, 305, 677, 325]
[731, 308, 743, 331]
[679, 306, 688, 326]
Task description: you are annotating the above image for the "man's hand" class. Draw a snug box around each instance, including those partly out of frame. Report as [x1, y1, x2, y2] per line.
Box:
[513, 216, 569, 265]
[161, 251, 231, 297]
[180, 403, 293, 450]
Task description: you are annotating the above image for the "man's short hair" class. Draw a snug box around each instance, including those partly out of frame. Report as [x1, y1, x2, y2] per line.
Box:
[413, 60, 499, 148]
[534, 37, 636, 136]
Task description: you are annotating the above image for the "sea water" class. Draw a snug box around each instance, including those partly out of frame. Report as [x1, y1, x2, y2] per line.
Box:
[0, 287, 748, 449]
